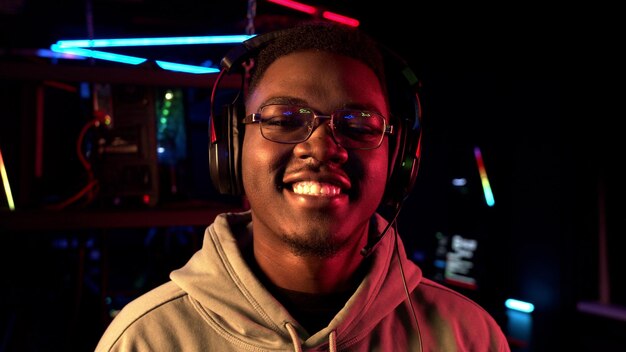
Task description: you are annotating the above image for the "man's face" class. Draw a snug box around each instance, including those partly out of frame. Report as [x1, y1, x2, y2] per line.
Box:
[242, 51, 390, 257]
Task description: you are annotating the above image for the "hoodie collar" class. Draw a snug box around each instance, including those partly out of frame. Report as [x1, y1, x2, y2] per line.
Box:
[170, 211, 422, 350]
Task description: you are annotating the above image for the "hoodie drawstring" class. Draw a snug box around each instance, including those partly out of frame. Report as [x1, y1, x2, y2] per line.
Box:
[285, 323, 303, 352]
[285, 323, 338, 352]
[328, 330, 337, 352]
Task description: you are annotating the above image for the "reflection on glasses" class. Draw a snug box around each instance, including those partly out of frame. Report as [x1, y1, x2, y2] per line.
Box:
[242, 104, 393, 150]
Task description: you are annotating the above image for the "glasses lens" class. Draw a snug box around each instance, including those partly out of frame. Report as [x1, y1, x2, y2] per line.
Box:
[260, 105, 314, 143]
[333, 110, 386, 149]
[256, 105, 387, 149]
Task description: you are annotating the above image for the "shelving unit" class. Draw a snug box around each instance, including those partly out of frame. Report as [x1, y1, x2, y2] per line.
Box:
[0, 56, 245, 226]
[0, 201, 245, 231]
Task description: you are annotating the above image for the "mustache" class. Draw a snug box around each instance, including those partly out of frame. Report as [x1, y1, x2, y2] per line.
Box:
[278, 154, 365, 197]
[282, 156, 363, 177]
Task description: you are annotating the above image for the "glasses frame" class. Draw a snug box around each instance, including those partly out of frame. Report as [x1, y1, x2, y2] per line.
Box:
[242, 104, 394, 150]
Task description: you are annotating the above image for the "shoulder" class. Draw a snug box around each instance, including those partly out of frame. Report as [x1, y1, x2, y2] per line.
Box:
[95, 281, 189, 351]
[413, 278, 510, 350]
[417, 277, 490, 311]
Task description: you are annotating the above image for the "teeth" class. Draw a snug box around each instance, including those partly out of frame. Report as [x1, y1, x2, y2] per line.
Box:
[292, 181, 341, 196]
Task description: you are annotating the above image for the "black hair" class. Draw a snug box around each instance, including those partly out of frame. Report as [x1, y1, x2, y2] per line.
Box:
[247, 21, 387, 96]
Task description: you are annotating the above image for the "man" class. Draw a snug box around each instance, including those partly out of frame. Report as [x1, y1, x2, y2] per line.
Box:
[96, 22, 510, 351]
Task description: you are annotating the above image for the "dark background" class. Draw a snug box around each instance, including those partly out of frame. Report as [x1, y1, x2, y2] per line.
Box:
[1, 1, 621, 351]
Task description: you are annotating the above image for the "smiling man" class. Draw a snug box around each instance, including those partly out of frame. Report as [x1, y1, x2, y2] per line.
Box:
[95, 22, 511, 351]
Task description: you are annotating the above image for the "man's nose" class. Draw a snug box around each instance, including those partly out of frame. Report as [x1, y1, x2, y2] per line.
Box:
[309, 115, 332, 132]
[304, 116, 336, 145]
[294, 119, 348, 163]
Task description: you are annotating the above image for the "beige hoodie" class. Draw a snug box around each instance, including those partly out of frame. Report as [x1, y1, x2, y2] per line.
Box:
[95, 211, 510, 351]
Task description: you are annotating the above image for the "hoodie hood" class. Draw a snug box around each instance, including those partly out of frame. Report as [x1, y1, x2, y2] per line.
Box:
[170, 211, 422, 350]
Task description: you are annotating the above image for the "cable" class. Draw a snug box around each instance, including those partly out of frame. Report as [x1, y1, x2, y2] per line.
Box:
[45, 112, 110, 210]
[359, 198, 422, 349]
[393, 221, 423, 352]
[360, 201, 404, 257]
[362, 199, 423, 350]
[45, 180, 99, 210]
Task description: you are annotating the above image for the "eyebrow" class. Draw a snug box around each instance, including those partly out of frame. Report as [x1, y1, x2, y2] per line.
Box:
[339, 102, 381, 114]
[260, 96, 307, 107]
[260, 97, 383, 115]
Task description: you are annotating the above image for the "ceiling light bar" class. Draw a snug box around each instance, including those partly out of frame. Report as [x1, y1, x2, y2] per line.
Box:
[155, 61, 219, 74]
[49, 45, 220, 74]
[267, 0, 316, 14]
[321, 11, 360, 27]
[49, 35, 255, 73]
[267, 0, 359, 27]
[54, 35, 256, 49]
[50, 45, 147, 65]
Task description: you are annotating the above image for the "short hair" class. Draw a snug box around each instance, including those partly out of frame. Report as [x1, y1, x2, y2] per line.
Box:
[248, 22, 387, 96]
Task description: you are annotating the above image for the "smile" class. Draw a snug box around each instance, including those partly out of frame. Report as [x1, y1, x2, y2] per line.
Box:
[292, 181, 342, 196]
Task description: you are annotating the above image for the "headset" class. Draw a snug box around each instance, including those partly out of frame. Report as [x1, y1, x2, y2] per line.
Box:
[208, 27, 423, 211]
[209, 29, 424, 343]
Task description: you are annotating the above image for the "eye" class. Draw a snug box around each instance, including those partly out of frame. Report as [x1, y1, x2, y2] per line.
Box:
[262, 106, 310, 127]
[263, 115, 304, 130]
[335, 111, 384, 137]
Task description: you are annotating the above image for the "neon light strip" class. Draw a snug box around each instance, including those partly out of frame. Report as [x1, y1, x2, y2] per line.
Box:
[267, 0, 316, 14]
[0, 148, 15, 211]
[50, 45, 147, 65]
[50, 45, 220, 74]
[267, 0, 359, 27]
[155, 61, 219, 74]
[54, 35, 256, 49]
[35, 48, 87, 60]
[577, 301, 626, 321]
[322, 11, 360, 27]
[473, 146, 495, 207]
[49, 35, 254, 73]
[505, 298, 535, 313]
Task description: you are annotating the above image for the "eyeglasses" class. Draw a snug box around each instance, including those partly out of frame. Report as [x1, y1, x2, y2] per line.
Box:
[242, 104, 393, 150]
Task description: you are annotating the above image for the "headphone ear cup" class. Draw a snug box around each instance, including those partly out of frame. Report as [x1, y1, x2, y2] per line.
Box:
[375, 44, 423, 208]
[382, 95, 422, 207]
[209, 102, 245, 195]
[208, 32, 282, 197]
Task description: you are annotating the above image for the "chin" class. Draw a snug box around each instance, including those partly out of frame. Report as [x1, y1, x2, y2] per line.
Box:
[279, 226, 344, 258]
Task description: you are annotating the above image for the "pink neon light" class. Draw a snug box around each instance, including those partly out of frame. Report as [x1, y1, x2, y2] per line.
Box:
[267, 0, 360, 27]
[267, 0, 317, 15]
[322, 11, 360, 27]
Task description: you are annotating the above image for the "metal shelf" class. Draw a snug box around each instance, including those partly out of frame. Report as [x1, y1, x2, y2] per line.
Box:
[0, 201, 246, 231]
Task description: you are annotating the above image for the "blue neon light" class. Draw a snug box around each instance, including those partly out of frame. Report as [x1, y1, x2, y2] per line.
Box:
[48, 34, 255, 73]
[155, 61, 219, 74]
[50, 45, 147, 65]
[35, 48, 87, 60]
[54, 35, 256, 48]
[505, 298, 535, 313]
